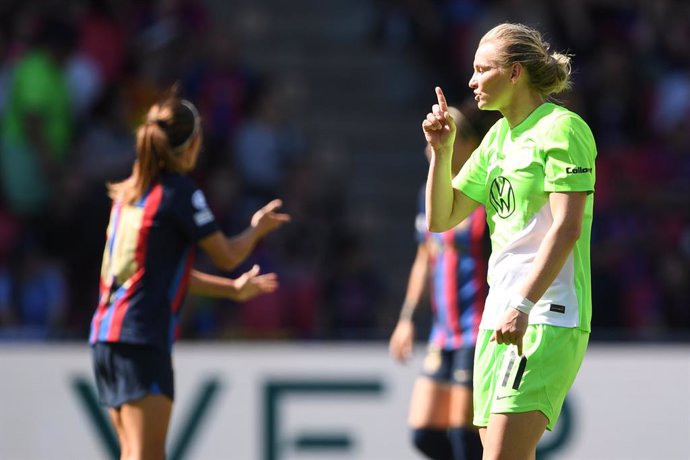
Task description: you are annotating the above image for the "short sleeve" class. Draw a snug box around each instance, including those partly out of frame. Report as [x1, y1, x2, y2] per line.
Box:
[169, 178, 219, 242]
[543, 115, 597, 193]
[452, 145, 488, 204]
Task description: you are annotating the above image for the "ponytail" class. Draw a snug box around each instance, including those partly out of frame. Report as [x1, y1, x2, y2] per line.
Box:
[108, 90, 201, 204]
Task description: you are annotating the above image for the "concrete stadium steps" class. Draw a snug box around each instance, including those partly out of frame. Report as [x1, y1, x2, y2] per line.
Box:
[212, 0, 375, 45]
[208, 0, 435, 325]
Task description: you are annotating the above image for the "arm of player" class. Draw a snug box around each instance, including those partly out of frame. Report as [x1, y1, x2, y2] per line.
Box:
[492, 191, 587, 355]
[423, 87, 480, 232]
[187, 265, 278, 301]
[199, 199, 291, 271]
[389, 243, 430, 363]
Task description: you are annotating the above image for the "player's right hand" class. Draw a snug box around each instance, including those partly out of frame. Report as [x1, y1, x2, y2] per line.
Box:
[389, 320, 415, 363]
[421, 86, 456, 155]
[490, 307, 529, 356]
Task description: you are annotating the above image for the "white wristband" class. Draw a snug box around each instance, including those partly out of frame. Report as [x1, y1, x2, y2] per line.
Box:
[511, 295, 535, 315]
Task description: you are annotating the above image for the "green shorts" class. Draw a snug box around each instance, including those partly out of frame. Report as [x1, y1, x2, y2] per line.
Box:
[473, 324, 589, 430]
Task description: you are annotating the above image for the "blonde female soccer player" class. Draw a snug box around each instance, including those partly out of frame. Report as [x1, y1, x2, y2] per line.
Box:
[89, 89, 290, 459]
[423, 23, 596, 460]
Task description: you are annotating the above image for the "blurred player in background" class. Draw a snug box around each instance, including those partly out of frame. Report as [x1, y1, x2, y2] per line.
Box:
[390, 101, 497, 460]
[89, 89, 290, 459]
[423, 23, 596, 460]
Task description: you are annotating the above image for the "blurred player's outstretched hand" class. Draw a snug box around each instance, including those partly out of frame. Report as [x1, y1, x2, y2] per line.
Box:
[251, 199, 291, 237]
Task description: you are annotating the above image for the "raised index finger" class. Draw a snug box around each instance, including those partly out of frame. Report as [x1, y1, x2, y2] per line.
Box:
[435, 86, 448, 112]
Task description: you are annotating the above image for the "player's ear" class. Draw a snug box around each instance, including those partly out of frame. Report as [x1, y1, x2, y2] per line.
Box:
[510, 63, 523, 83]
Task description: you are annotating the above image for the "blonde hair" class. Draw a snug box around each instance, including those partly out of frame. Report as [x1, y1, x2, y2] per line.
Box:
[108, 90, 201, 204]
[480, 23, 572, 97]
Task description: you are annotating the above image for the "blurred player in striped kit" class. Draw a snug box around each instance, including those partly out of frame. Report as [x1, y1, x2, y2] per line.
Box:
[89, 88, 290, 459]
[390, 101, 497, 460]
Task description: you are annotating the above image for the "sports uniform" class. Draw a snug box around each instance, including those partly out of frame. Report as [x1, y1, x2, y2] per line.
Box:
[415, 187, 488, 387]
[452, 103, 596, 429]
[90, 173, 218, 407]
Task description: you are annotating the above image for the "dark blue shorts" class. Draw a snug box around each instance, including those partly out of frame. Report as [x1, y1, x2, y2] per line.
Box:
[91, 342, 174, 408]
[420, 345, 476, 387]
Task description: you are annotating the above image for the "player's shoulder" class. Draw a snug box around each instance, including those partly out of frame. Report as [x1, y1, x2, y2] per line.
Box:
[160, 173, 207, 208]
[162, 172, 196, 187]
[535, 104, 595, 151]
[161, 173, 201, 196]
[540, 103, 591, 132]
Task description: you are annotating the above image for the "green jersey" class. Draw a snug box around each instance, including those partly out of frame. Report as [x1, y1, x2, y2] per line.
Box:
[452, 103, 596, 332]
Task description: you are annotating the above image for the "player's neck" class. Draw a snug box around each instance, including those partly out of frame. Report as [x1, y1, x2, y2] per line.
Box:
[502, 93, 544, 129]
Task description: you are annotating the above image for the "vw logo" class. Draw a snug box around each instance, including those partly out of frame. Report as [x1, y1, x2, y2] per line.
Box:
[489, 176, 515, 218]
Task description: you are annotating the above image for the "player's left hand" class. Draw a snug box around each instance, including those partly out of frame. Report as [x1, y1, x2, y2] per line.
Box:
[251, 199, 291, 236]
[491, 307, 529, 356]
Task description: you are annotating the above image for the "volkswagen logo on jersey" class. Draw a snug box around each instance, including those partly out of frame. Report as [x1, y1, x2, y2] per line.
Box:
[489, 176, 515, 218]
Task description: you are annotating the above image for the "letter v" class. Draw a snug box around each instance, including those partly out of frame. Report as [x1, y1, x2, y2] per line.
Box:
[72, 376, 222, 460]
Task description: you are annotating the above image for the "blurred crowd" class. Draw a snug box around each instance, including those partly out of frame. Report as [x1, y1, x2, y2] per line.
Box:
[0, 0, 688, 342]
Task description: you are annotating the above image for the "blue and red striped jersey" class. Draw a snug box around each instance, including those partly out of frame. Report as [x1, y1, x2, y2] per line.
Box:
[415, 186, 488, 350]
[89, 173, 219, 352]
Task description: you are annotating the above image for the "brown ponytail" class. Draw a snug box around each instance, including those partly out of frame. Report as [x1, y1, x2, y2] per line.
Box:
[108, 90, 201, 204]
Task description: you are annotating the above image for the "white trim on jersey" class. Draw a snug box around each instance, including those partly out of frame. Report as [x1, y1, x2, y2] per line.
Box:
[480, 203, 580, 330]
